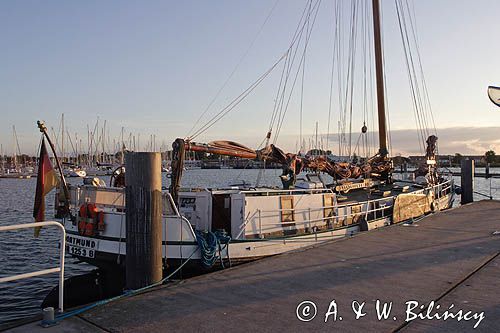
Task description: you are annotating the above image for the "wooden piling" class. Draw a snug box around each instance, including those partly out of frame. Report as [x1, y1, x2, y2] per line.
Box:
[461, 159, 474, 205]
[125, 152, 163, 289]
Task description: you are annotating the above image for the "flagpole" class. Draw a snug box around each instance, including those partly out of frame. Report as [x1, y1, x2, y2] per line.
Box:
[37, 120, 70, 213]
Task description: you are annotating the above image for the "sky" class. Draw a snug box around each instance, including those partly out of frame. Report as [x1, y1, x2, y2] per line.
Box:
[1, 0, 500, 156]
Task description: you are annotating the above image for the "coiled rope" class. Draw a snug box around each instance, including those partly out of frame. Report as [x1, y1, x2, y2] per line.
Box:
[195, 229, 232, 269]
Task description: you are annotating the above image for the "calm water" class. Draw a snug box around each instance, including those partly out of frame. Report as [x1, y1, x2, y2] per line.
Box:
[0, 168, 499, 325]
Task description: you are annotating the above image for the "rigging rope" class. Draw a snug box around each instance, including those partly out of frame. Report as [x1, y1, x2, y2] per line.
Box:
[405, 0, 437, 134]
[188, 0, 435, 166]
[273, 0, 322, 145]
[336, 0, 344, 157]
[326, 0, 341, 155]
[361, 0, 368, 158]
[395, 0, 436, 155]
[257, 0, 313, 137]
[299, 0, 313, 153]
[348, 0, 359, 158]
[190, 0, 317, 141]
[270, 0, 319, 139]
[186, 0, 281, 139]
[188, 54, 286, 140]
[339, 0, 359, 158]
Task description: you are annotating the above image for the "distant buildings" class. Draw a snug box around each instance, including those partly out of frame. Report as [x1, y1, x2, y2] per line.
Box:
[406, 155, 485, 167]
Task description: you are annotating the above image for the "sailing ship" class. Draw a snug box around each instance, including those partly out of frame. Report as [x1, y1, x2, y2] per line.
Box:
[40, 0, 454, 272]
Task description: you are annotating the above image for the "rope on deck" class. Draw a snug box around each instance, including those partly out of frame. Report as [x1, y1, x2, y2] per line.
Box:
[195, 229, 232, 269]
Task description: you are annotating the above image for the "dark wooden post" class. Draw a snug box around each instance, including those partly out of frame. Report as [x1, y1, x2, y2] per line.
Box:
[461, 159, 474, 205]
[125, 152, 163, 289]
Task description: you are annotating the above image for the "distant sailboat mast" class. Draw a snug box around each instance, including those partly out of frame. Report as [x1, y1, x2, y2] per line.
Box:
[1, 144, 4, 173]
[12, 125, 19, 172]
[61, 113, 65, 163]
[372, 0, 388, 157]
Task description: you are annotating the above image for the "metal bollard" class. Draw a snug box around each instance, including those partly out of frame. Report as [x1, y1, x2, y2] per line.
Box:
[41, 307, 56, 327]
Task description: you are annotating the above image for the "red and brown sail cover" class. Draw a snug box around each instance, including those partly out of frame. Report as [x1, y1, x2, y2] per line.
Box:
[33, 139, 59, 236]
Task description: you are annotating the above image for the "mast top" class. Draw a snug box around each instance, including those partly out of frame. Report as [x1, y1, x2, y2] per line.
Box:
[37, 120, 47, 133]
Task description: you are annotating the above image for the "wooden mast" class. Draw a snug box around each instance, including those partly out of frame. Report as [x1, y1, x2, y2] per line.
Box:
[372, 0, 388, 157]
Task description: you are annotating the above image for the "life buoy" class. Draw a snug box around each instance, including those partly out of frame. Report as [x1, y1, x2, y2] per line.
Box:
[78, 203, 105, 236]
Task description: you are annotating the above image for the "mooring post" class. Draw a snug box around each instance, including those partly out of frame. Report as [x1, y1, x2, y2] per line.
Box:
[125, 152, 163, 289]
[460, 159, 474, 205]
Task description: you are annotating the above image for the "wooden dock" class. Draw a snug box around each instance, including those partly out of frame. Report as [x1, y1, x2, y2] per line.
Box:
[7, 201, 500, 332]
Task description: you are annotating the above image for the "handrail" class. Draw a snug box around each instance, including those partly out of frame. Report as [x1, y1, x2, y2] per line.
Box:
[240, 180, 454, 236]
[259, 205, 390, 231]
[242, 200, 391, 235]
[164, 192, 197, 239]
[241, 187, 335, 195]
[235, 210, 260, 240]
[255, 195, 394, 216]
[0, 221, 66, 313]
[165, 192, 182, 217]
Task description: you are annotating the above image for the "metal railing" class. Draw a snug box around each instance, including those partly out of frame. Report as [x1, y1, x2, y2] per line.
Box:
[0, 221, 66, 313]
[239, 179, 454, 238]
[241, 187, 335, 196]
[251, 201, 392, 236]
[249, 195, 393, 221]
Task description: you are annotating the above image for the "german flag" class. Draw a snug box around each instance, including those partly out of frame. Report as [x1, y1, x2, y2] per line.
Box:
[33, 139, 59, 237]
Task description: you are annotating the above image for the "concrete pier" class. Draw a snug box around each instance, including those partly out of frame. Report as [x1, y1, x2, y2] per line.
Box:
[6, 201, 500, 332]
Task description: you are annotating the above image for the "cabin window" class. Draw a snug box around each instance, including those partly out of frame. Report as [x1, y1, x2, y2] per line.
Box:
[280, 196, 295, 223]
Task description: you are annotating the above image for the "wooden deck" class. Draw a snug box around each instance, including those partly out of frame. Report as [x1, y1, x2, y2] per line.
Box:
[7, 200, 500, 332]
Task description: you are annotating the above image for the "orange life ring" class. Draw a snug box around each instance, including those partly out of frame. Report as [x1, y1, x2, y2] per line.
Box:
[78, 203, 105, 236]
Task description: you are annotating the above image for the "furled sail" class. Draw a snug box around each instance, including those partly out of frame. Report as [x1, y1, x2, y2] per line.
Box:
[178, 138, 392, 182]
[488, 86, 500, 107]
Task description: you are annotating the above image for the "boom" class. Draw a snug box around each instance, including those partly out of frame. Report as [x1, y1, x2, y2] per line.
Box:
[168, 138, 393, 206]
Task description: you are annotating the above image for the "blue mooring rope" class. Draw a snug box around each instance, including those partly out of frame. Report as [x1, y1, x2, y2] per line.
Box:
[44, 230, 232, 326]
[44, 247, 199, 326]
[194, 229, 232, 269]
